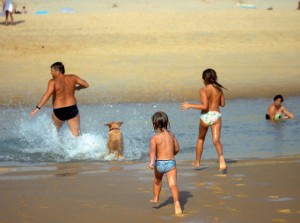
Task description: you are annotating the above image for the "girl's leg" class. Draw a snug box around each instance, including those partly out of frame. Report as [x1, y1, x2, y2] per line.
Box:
[150, 168, 163, 204]
[193, 120, 209, 167]
[211, 118, 226, 170]
[9, 12, 14, 24]
[5, 11, 9, 25]
[166, 167, 182, 215]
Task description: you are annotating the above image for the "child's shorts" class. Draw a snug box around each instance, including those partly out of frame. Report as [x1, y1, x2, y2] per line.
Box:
[155, 160, 176, 174]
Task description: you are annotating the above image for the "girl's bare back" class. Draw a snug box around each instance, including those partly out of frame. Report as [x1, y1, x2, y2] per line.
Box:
[203, 84, 225, 112]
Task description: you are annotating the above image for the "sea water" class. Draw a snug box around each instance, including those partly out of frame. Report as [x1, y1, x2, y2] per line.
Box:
[0, 96, 299, 166]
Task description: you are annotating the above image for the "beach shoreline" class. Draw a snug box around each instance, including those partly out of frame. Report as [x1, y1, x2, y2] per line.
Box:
[0, 155, 300, 223]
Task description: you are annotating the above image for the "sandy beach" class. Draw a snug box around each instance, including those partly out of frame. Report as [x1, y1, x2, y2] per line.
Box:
[0, 1, 300, 222]
[0, 156, 300, 223]
[0, 0, 300, 105]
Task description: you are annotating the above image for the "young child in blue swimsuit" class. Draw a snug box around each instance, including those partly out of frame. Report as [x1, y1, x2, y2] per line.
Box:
[149, 111, 182, 215]
[181, 68, 227, 172]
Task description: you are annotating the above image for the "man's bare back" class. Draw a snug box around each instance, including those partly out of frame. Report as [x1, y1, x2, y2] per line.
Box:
[51, 73, 88, 108]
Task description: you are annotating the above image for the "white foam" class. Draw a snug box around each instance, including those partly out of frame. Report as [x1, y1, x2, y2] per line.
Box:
[16, 111, 146, 161]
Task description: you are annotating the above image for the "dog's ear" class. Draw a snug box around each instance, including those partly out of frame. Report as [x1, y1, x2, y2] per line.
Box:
[105, 123, 111, 127]
[117, 122, 123, 126]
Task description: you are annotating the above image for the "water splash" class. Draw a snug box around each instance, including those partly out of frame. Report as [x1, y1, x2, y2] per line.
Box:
[5, 109, 148, 162]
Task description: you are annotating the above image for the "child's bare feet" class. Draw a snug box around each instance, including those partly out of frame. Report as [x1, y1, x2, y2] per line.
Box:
[174, 201, 182, 215]
[192, 162, 200, 167]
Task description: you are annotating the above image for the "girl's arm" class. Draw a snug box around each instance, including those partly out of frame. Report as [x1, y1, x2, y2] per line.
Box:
[268, 105, 276, 120]
[220, 91, 225, 107]
[282, 106, 295, 119]
[181, 89, 208, 111]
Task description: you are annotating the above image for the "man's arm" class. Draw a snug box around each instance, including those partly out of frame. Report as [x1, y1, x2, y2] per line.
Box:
[30, 80, 55, 117]
[75, 76, 89, 91]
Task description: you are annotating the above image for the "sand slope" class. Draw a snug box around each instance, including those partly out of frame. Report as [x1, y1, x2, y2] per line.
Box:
[0, 0, 300, 105]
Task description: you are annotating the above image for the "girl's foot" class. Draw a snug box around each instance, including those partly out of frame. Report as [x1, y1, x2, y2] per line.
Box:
[219, 156, 226, 171]
[174, 201, 183, 215]
[192, 162, 200, 167]
[150, 197, 159, 204]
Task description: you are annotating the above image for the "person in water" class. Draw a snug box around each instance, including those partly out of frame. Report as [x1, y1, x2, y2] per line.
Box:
[149, 111, 182, 215]
[266, 95, 295, 121]
[181, 68, 227, 171]
[30, 62, 89, 137]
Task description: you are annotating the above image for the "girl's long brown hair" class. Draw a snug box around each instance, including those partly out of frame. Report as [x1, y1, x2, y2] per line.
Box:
[202, 68, 228, 90]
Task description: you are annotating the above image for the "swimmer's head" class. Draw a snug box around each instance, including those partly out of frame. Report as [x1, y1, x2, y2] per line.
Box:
[51, 62, 65, 74]
[273, 94, 284, 103]
[151, 111, 170, 132]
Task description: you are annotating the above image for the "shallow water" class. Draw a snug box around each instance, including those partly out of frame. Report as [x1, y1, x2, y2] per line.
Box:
[0, 96, 299, 166]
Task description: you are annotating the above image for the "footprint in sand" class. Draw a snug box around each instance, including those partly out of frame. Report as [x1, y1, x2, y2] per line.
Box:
[272, 219, 287, 222]
[277, 209, 292, 214]
[267, 196, 294, 202]
[234, 183, 245, 187]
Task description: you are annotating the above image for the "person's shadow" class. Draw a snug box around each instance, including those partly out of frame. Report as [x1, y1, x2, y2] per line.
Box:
[0, 20, 25, 26]
[153, 191, 193, 211]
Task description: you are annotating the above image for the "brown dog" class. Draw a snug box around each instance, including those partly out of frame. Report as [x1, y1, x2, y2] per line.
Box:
[104, 122, 124, 159]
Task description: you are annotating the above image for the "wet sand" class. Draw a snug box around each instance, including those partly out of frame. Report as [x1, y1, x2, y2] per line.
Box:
[0, 156, 300, 223]
[0, 0, 300, 105]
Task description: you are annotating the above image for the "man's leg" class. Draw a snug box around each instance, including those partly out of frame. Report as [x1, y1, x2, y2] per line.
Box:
[67, 113, 81, 137]
[52, 113, 63, 133]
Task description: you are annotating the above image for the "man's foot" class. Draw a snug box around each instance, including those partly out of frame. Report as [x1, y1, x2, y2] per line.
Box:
[192, 162, 200, 167]
[174, 201, 183, 215]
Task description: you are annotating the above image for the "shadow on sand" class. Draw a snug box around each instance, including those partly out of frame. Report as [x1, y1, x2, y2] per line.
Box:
[0, 20, 25, 26]
[153, 191, 193, 211]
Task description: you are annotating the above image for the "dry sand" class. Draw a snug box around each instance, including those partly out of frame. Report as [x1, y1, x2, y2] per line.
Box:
[0, 0, 300, 105]
[0, 156, 300, 223]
